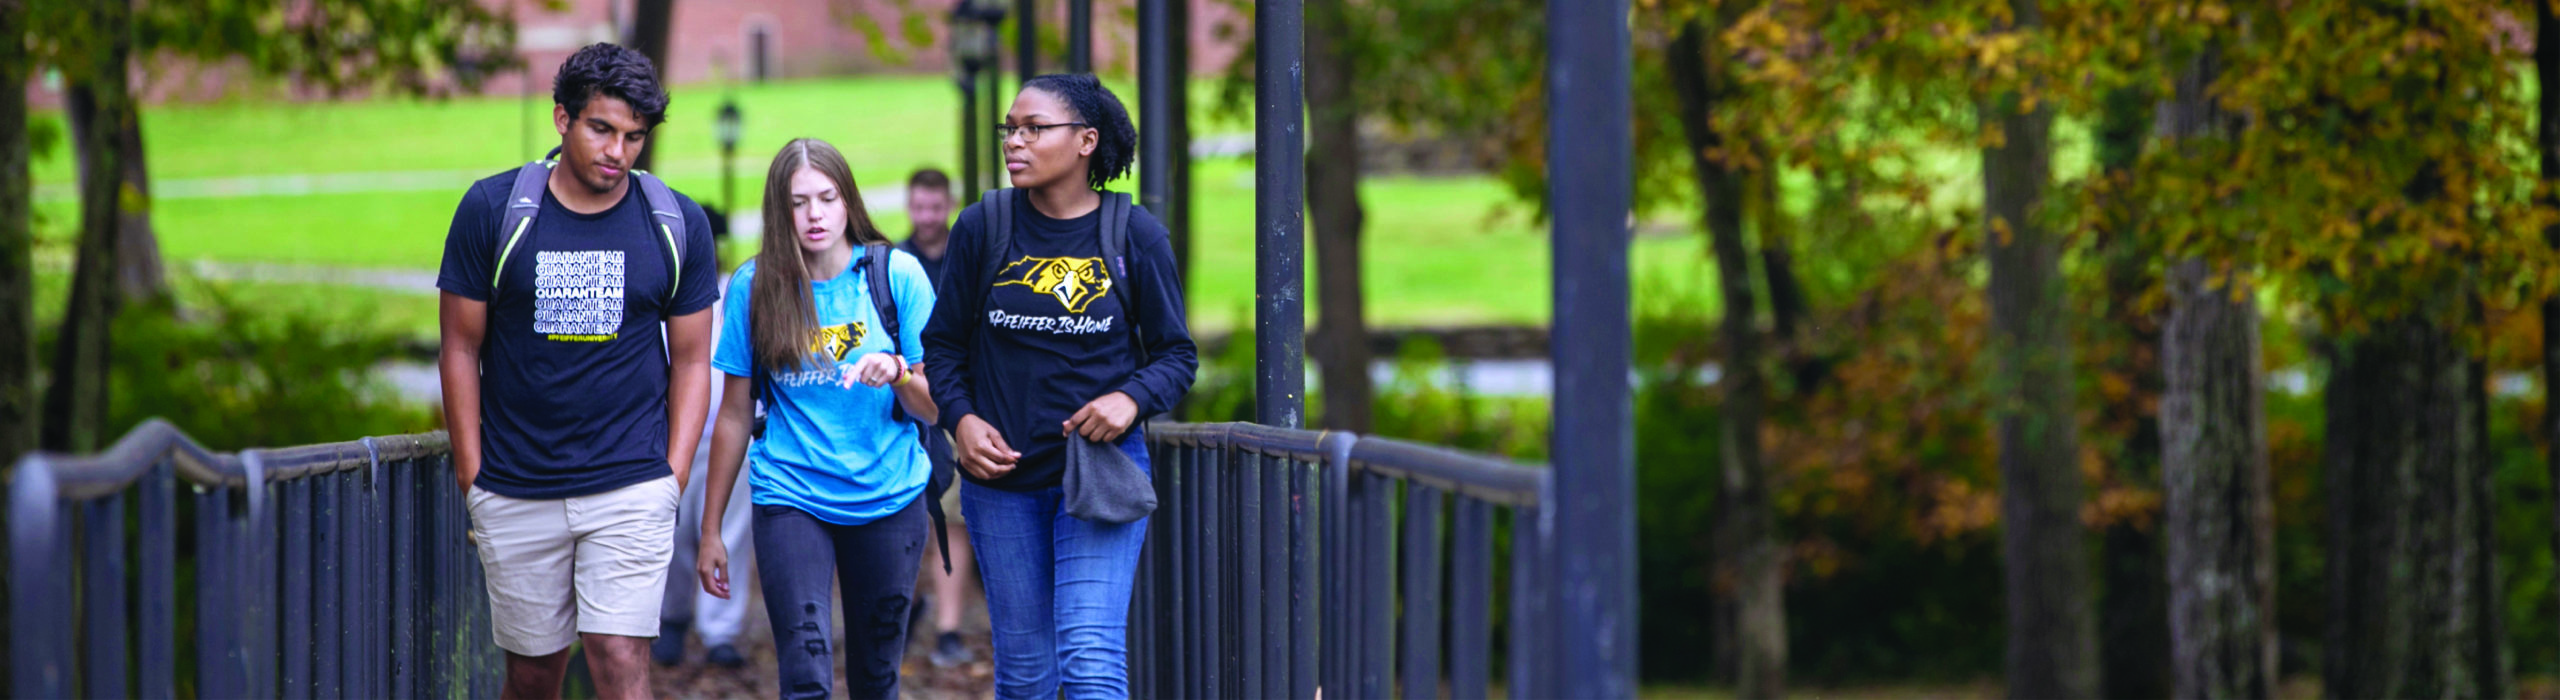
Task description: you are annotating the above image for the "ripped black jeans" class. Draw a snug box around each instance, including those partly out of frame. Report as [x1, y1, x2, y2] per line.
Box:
[752, 495, 926, 700]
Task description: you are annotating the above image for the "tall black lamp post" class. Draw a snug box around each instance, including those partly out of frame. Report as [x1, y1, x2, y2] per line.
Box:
[952, 0, 1007, 203]
[716, 99, 742, 216]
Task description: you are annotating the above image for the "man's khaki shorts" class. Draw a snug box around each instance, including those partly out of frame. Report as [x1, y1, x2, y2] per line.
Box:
[466, 474, 681, 656]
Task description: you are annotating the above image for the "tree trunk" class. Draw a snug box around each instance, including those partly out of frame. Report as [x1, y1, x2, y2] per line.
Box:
[0, 0, 32, 466]
[2538, 0, 2560, 681]
[1981, 3, 2097, 697]
[1751, 138, 1807, 346]
[2156, 44, 2276, 700]
[626, 0, 675, 173]
[1305, 0, 1371, 433]
[1669, 17, 1785, 699]
[2321, 315, 2490, 699]
[63, 89, 164, 308]
[2161, 259, 2274, 699]
[2468, 353, 2511, 700]
[42, 0, 133, 453]
[114, 117, 160, 306]
[2095, 82, 2169, 700]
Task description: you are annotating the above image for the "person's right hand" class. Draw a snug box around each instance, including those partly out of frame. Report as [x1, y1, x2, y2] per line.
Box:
[454, 459, 480, 494]
[697, 535, 732, 599]
[955, 414, 1020, 480]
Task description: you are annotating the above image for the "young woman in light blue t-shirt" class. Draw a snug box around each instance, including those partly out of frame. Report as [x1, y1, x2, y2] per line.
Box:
[692, 138, 938, 699]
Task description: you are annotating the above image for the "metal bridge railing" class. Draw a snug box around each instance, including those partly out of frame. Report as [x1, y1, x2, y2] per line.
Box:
[6, 419, 496, 699]
[9, 419, 1551, 699]
[1136, 422, 1554, 699]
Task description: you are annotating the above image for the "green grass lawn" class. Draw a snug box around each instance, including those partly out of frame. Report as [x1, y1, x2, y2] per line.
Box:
[28, 73, 1712, 338]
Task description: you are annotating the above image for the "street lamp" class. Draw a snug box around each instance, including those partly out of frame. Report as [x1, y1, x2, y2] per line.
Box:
[716, 98, 742, 215]
[952, 0, 1006, 203]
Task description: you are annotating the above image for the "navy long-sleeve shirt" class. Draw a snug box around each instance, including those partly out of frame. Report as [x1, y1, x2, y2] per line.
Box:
[922, 189, 1198, 491]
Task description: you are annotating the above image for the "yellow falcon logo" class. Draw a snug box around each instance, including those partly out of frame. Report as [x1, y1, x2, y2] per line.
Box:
[994, 256, 1113, 313]
[809, 322, 866, 362]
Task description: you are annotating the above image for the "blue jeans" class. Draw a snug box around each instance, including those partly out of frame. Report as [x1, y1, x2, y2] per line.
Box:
[752, 495, 926, 700]
[961, 428, 1151, 700]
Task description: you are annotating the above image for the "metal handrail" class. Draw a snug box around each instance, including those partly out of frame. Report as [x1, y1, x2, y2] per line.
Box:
[1134, 419, 1554, 698]
[12, 418, 449, 499]
[1348, 435, 1545, 507]
[9, 419, 485, 700]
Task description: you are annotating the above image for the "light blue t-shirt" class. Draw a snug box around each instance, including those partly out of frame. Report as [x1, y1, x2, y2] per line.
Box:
[713, 250, 936, 525]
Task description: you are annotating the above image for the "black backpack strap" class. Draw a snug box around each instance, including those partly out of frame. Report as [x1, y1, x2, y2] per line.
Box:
[862, 242, 957, 573]
[1097, 192, 1148, 360]
[631, 171, 692, 306]
[979, 189, 1014, 319]
[863, 244, 899, 360]
[741, 260, 774, 440]
[489, 158, 556, 298]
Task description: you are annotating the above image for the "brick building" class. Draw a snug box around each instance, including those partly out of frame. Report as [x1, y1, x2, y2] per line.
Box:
[29, 0, 1245, 109]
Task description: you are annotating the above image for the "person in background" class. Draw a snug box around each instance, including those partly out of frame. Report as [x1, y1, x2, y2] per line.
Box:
[901, 168, 954, 285]
[653, 317, 755, 670]
[900, 167, 976, 669]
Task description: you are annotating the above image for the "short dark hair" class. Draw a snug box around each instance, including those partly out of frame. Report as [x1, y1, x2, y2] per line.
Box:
[553, 43, 670, 128]
[1020, 74, 1136, 190]
[907, 168, 952, 195]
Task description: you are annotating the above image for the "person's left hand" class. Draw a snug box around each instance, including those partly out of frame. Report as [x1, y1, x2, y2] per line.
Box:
[1064, 392, 1140, 443]
[839, 352, 908, 389]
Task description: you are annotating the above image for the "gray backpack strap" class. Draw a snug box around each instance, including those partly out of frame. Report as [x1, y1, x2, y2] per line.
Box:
[631, 171, 692, 304]
[490, 158, 557, 295]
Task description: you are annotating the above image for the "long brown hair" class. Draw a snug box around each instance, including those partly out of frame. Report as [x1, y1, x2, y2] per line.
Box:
[751, 138, 892, 372]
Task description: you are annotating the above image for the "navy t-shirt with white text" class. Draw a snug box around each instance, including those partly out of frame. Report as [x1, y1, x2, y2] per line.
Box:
[435, 168, 719, 500]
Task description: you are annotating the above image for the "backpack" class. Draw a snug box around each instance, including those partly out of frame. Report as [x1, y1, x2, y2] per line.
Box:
[491, 147, 695, 306]
[746, 244, 958, 572]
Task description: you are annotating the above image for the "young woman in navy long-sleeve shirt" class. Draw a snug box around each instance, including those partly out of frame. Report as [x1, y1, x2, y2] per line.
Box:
[920, 73, 1197, 699]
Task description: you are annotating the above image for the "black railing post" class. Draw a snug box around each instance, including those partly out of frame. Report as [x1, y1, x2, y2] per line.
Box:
[1359, 471, 1391, 698]
[1260, 454, 1288, 699]
[1239, 448, 1265, 694]
[1451, 497, 1494, 700]
[80, 492, 127, 698]
[1400, 484, 1444, 700]
[1202, 444, 1227, 694]
[284, 476, 314, 699]
[249, 452, 277, 698]
[1319, 432, 1353, 699]
[1254, 0, 1306, 428]
[1288, 449, 1320, 700]
[1547, 0, 1637, 693]
[198, 486, 250, 698]
[315, 474, 344, 696]
[9, 460, 66, 698]
[139, 459, 175, 700]
[391, 454, 418, 699]
[1510, 493, 1549, 698]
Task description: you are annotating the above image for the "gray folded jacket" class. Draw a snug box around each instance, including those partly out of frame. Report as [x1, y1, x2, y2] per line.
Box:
[1065, 432, 1157, 523]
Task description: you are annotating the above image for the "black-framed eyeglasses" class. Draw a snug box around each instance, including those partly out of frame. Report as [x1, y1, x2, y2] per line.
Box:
[995, 122, 1091, 142]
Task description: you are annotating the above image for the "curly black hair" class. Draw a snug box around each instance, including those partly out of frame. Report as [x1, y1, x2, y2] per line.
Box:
[1021, 73, 1137, 190]
[553, 43, 670, 128]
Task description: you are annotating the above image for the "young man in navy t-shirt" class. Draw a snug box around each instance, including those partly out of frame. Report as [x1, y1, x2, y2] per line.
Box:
[435, 43, 716, 699]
